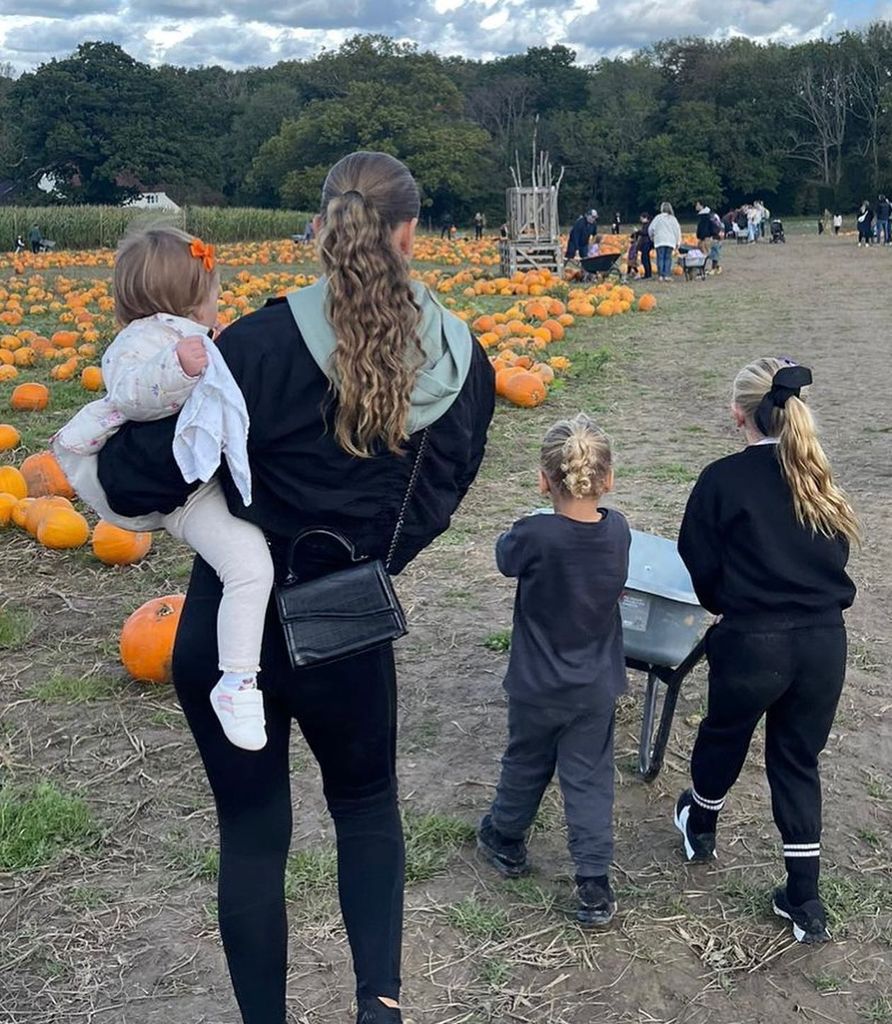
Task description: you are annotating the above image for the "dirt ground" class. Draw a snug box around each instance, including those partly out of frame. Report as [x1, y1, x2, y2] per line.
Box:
[1, 232, 890, 1024]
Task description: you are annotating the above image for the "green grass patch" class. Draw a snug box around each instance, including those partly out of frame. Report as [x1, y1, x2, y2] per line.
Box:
[0, 605, 32, 650]
[30, 673, 117, 703]
[647, 462, 700, 485]
[483, 630, 512, 653]
[811, 972, 845, 994]
[863, 996, 892, 1023]
[821, 874, 892, 935]
[0, 782, 96, 871]
[446, 895, 511, 941]
[478, 956, 512, 988]
[404, 811, 475, 884]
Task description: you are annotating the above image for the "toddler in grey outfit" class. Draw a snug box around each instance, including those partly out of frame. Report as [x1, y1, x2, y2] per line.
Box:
[478, 413, 630, 927]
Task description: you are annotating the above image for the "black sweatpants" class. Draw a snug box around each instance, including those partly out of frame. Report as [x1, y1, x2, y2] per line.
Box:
[690, 623, 846, 889]
[172, 557, 404, 1024]
[490, 698, 616, 877]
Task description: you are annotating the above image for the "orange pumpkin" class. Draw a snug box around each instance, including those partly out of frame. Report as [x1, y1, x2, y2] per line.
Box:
[119, 595, 186, 684]
[10, 382, 49, 412]
[0, 365, 18, 382]
[637, 294, 657, 312]
[0, 424, 21, 451]
[540, 319, 565, 342]
[11, 497, 35, 529]
[0, 492, 19, 527]
[0, 466, 27, 500]
[495, 366, 525, 397]
[37, 507, 90, 549]
[24, 495, 72, 536]
[532, 362, 555, 385]
[21, 451, 75, 498]
[80, 366, 104, 391]
[92, 521, 153, 565]
[502, 371, 547, 408]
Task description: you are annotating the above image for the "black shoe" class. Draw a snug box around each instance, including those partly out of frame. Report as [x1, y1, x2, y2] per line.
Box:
[356, 998, 402, 1024]
[772, 887, 831, 944]
[476, 814, 529, 878]
[575, 877, 617, 928]
[674, 790, 717, 863]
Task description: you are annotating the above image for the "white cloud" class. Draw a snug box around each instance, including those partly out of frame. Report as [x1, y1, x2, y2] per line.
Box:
[0, 0, 850, 73]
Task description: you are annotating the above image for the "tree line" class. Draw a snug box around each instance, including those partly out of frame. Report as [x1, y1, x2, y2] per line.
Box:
[2, 28, 892, 223]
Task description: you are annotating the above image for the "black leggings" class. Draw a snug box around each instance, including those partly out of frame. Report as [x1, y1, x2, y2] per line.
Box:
[172, 557, 404, 1024]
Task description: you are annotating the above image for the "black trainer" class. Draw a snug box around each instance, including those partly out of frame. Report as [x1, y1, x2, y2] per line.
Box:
[477, 814, 530, 878]
[772, 887, 831, 944]
[356, 998, 402, 1024]
[575, 877, 617, 928]
[674, 790, 717, 863]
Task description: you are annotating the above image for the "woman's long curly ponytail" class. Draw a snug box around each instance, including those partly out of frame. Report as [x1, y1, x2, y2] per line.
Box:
[316, 152, 423, 457]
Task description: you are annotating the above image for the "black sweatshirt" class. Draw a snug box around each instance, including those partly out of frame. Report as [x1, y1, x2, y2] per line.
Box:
[497, 509, 631, 709]
[98, 297, 495, 575]
[678, 443, 855, 628]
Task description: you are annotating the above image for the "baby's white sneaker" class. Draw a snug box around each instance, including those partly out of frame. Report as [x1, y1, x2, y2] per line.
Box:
[210, 674, 267, 751]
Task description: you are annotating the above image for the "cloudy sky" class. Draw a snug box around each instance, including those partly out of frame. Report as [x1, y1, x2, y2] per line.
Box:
[0, 0, 881, 73]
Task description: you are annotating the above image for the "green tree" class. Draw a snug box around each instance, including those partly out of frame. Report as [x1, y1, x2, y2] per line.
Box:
[247, 39, 493, 216]
[9, 42, 188, 204]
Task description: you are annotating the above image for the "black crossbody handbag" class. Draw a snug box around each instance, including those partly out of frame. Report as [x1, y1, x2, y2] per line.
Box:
[275, 430, 428, 670]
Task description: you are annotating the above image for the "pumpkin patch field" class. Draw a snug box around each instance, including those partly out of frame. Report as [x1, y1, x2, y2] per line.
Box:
[1, 235, 890, 1024]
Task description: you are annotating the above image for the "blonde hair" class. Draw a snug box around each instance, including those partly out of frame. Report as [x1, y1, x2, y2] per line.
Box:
[733, 358, 859, 544]
[316, 151, 423, 457]
[541, 413, 612, 500]
[660, 202, 674, 215]
[114, 226, 219, 326]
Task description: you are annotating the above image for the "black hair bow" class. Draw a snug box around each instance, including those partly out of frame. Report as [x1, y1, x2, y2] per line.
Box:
[755, 363, 812, 436]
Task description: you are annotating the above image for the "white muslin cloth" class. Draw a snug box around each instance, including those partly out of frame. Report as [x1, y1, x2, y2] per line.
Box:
[173, 337, 252, 506]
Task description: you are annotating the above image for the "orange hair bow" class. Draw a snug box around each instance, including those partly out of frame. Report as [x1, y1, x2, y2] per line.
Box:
[189, 238, 216, 272]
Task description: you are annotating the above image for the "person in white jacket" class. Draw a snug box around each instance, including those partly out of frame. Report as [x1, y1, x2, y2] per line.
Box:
[53, 227, 272, 752]
[648, 202, 683, 281]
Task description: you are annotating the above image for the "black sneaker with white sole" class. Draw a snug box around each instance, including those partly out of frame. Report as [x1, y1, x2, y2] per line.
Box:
[356, 998, 402, 1024]
[674, 789, 717, 863]
[772, 887, 831, 944]
[477, 815, 530, 878]
[575, 877, 617, 928]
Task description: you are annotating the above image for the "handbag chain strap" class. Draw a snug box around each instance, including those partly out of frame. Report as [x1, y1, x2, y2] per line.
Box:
[385, 429, 429, 572]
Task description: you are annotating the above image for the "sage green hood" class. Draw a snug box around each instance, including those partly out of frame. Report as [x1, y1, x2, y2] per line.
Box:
[286, 278, 473, 433]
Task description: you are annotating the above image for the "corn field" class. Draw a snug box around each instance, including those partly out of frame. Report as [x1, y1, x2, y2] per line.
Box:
[0, 205, 312, 250]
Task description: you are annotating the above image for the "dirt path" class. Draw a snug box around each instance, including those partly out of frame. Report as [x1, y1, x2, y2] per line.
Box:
[1, 233, 890, 1024]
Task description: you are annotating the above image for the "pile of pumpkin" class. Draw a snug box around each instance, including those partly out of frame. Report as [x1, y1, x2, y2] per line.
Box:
[0, 448, 152, 563]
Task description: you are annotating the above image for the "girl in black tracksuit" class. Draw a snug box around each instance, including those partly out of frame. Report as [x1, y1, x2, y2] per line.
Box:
[675, 358, 858, 946]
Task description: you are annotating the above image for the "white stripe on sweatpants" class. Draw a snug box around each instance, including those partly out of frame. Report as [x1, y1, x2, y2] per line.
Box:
[784, 844, 820, 858]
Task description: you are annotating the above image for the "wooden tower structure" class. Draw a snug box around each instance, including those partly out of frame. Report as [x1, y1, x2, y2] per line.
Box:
[500, 130, 565, 277]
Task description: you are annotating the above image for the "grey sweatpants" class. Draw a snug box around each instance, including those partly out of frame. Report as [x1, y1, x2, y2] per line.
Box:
[489, 697, 616, 877]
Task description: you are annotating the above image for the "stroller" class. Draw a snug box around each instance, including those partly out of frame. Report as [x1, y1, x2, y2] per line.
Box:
[770, 219, 785, 244]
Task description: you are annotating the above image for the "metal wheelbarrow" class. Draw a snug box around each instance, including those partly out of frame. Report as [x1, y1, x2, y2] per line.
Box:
[621, 531, 711, 782]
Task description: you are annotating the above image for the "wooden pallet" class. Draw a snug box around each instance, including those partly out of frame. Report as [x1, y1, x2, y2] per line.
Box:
[499, 240, 564, 277]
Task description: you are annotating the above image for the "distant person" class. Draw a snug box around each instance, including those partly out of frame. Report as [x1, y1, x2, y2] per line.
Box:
[301, 221, 315, 242]
[28, 224, 42, 254]
[637, 213, 654, 279]
[832, 213, 842, 236]
[440, 211, 454, 239]
[586, 234, 603, 258]
[758, 202, 770, 238]
[612, 211, 621, 234]
[477, 413, 631, 929]
[694, 201, 715, 243]
[499, 222, 509, 240]
[14, 234, 25, 254]
[474, 211, 484, 240]
[857, 202, 873, 247]
[626, 232, 639, 278]
[817, 216, 825, 236]
[876, 195, 891, 245]
[648, 202, 682, 282]
[566, 209, 598, 260]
